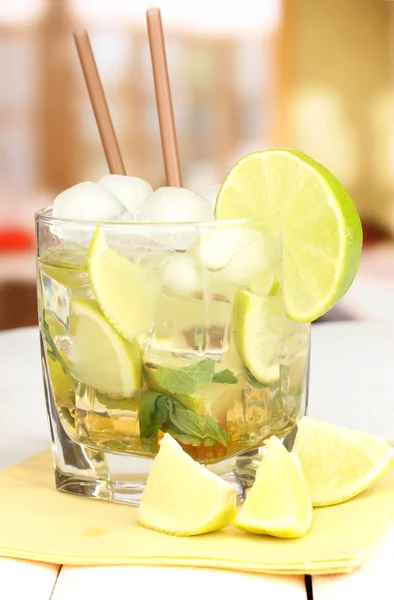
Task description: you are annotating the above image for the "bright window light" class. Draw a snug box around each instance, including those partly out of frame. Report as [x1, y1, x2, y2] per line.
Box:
[72, 0, 281, 36]
[0, 0, 46, 24]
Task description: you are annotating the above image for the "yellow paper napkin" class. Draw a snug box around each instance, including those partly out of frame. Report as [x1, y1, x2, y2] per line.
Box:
[0, 451, 393, 575]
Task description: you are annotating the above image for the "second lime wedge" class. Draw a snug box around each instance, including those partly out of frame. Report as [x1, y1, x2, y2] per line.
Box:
[215, 149, 363, 322]
[234, 435, 312, 538]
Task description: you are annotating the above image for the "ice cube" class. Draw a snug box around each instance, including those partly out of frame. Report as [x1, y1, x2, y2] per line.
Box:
[199, 184, 221, 208]
[98, 174, 153, 216]
[53, 182, 125, 221]
[195, 227, 267, 284]
[160, 254, 202, 294]
[134, 187, 214, 223]
[133, 187, 214, 251]
[52, 182, 126, 244]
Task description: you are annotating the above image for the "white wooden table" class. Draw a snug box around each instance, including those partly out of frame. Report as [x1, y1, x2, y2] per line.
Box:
[0, 322, 393, 599]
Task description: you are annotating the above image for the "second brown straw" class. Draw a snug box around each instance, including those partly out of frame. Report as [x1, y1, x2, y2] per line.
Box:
[147, 8, 182, 187]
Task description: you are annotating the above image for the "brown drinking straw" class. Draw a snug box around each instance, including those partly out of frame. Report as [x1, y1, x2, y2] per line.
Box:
[73, 29, 126, 175]
[146, 8, 182, 187]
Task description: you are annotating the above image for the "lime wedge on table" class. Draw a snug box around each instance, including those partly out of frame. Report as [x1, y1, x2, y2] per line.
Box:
[293, 417, 394, 507]
[88, 226, 157, 342]
[139, 433, 236, 536]
[69, 298, 142, 397]
[215, 149, 363, 321]
[232, 289, 297, 383]
[234, 435, 312, 538]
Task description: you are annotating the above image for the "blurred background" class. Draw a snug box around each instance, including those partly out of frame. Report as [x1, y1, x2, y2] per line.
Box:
[0, 0, 393, 330]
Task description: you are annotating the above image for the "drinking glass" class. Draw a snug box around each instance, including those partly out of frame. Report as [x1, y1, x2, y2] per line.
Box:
[36, 207, 310, 505]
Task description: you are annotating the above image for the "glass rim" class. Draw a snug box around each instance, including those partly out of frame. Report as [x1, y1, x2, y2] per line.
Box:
[35, 205, 265, 231]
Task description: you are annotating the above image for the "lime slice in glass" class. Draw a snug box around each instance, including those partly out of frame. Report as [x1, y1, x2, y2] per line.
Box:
[234, 435, 312, 538]
[215, 149, 362, 322]
[69, 298, 142, 397]
[232, 289, 297, 384]
[139, 433, 236, 536]
[88, 225, 158, 342]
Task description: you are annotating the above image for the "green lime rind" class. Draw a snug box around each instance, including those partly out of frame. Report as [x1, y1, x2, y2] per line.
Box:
[215, 149, 363, 322]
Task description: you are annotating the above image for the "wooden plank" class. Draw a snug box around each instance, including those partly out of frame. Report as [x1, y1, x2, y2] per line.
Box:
[0, 557, 60, 600]
[312, 518, 394, 599]
[52, 565, 307, 600]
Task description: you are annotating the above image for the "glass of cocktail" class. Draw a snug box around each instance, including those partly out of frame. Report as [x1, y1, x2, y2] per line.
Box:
[36, 207, 310, 505]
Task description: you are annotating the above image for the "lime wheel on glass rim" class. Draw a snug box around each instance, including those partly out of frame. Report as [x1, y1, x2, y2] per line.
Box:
[215, 149, 363, 322]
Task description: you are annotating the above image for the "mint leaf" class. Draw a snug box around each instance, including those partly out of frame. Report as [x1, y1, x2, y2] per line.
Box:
[163, 427, 216, 447]
[139, 391, 169, 452]
[165, 398, 229, 447]
[96, 393, 138, 412]
[245, 368, 268, 389]
[212, 369, 238, 384]
[139, 391, 229, 452]
[154, 358, 215, 395]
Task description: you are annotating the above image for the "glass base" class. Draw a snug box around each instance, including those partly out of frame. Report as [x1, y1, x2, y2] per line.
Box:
[52, 429, 297, 507]
[53, 444, 266, 506]
[42, 337, 299, 507]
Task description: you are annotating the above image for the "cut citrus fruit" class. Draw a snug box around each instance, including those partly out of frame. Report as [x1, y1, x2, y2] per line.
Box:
[232, 289, 300, 383]
[88, 225, 158, 342]
[234, 435, 312, 538]
[293, 417, 394, 507]
[215, 149, 363, 322]
[138, 433, 236, 536]
[69, 298, 142, 397]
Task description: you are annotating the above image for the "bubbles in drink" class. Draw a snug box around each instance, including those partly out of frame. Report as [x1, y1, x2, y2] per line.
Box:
[98, 174, 153, 217]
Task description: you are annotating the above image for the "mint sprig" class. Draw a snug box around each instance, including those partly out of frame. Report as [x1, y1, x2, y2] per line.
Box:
[153, 358, 238, 396]
[139, 391, 229, 452]
[212, 369, 238, 384]
[154, 358, 215, 395]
